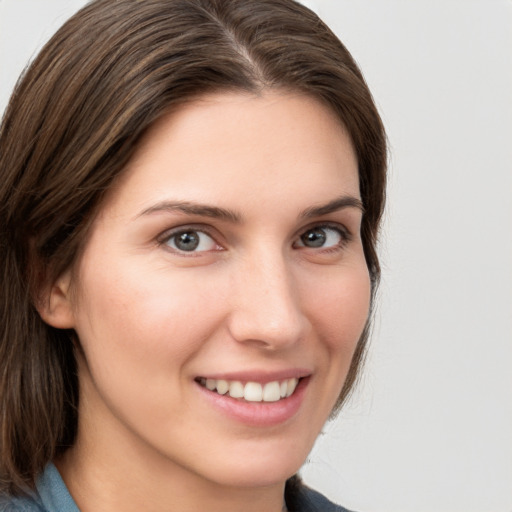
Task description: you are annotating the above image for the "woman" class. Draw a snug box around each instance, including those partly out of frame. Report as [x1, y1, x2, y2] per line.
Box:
[0, 0, 386, 510]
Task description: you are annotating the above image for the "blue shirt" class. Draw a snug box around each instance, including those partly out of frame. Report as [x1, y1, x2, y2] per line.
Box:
[0, 463, 351, 511]
[0, 464, 79, 512]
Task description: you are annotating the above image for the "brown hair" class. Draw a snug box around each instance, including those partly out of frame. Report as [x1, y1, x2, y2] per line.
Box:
[0, 0, 386, 497]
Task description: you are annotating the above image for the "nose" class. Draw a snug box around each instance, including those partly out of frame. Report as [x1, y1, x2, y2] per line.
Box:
[227, 249, 308, 350]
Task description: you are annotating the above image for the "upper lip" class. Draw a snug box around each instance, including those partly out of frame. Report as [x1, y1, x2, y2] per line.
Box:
[196, 368, 312, 384]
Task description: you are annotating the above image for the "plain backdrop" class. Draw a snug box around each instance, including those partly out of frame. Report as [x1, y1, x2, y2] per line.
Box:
[1, 1, 511, 511]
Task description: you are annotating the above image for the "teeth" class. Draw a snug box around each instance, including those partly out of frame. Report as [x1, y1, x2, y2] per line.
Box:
[244, 382, 263, 402]
[228, 381, 244, 399]
[200, 377, 299, 402]
[216, 379, 229, 395]
[263, 381, 281, 402]
[286, 378, 297, 397]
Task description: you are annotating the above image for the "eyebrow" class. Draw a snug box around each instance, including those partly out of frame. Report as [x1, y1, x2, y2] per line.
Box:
[136, 201, 241, 223]
[136, 195, 363, 223]
[299, 195, 364, 219]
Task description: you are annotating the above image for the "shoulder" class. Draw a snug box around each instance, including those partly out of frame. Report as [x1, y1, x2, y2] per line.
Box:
[295, 486, 355, 512]
[286, 476, 355, 512]
[0, 493, 45, 512]
[0, 463, 77, 512]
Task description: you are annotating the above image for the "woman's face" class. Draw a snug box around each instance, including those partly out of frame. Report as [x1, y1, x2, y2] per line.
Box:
[61, 92, 370, 489]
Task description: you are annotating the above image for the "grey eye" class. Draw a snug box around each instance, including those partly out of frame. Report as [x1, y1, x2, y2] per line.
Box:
[166, 230, 217, 252]
[297, 227, 344, 249]
[300, 228, 327, 247]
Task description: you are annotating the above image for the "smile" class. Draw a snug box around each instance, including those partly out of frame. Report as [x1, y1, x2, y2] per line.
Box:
[196, 377, 299, 402]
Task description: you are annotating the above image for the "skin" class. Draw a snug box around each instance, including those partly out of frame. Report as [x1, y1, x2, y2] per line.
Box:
[42, 91, 371, 512]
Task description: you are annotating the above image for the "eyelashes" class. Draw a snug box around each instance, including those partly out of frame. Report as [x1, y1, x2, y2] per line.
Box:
[164, 229, 219, 253]
[158, 223, 352, 256]
[294, 223, 351, 251]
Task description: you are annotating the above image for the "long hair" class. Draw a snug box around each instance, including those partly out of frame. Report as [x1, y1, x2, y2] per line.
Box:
[0, 0, 386, 496]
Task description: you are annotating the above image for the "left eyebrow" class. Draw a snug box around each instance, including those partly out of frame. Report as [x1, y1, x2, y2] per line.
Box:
[299, 195, 364, 219]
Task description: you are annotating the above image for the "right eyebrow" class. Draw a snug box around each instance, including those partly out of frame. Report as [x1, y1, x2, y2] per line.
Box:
[135, 200, 242, 223]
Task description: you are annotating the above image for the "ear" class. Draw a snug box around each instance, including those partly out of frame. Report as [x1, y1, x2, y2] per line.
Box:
[36, 270, 75, 329]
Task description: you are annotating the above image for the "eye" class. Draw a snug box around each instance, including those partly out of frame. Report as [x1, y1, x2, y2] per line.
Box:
[163, 229, 219, 253]
[295, 225, 348, 249]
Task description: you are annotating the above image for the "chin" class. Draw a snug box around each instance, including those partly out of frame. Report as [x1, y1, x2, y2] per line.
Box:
[189, 437, 312, 489]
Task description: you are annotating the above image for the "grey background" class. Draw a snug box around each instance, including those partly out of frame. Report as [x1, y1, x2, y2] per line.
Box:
[1, 1, 511, 511]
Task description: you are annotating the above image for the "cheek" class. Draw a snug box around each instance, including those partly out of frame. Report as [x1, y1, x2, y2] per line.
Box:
[71, 258, 227, 382]
[305, 262, 371, 348]
[70, 260, 232, 437]
[302, 261, 371, 402]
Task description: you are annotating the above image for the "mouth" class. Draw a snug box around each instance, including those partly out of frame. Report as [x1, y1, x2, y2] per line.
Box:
[195, 373, 310, 426]
[195, 377, 300, 403]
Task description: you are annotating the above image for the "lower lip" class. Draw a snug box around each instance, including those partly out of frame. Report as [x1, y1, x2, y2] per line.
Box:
[196, 377, 309, 427]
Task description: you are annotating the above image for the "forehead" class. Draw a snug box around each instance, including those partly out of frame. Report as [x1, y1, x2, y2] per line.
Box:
[100, 91, 359, 219]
